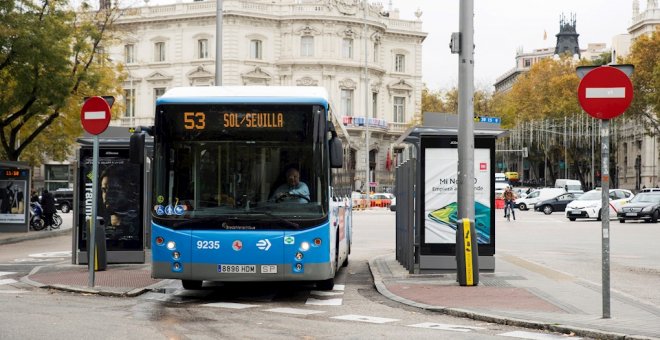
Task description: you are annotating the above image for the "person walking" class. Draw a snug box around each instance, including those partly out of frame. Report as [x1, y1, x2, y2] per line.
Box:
[40, 189, 56, 229]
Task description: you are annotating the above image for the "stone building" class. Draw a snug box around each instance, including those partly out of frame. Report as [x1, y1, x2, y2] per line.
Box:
[104, 0, 427, 193]
[615, 0, 660, 190]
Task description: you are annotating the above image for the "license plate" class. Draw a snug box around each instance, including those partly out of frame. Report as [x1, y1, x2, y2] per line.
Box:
[570, 210, 582, 215]
[626, 212, 637, 216]
[218, 264, 256, 273]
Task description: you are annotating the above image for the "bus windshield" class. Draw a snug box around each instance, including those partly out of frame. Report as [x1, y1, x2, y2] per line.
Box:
[151, 103, 329, 229]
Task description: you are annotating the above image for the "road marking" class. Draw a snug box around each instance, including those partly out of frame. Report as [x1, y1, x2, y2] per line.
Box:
[0, 289, 28, 294]
[331, 314, 399, 324]
[0, 271, 15, 277]
[29, 251, 71, 258]
[305, 298, 342, 306]
[203, 302, 260, 309]
[332, 284, 345, 291]
[310, 290, 343, 296]
[264, 308, 325, 315]
[0, 279, 18, 285]
[499, 331, 582, 339]
[408, 322, 485, 332]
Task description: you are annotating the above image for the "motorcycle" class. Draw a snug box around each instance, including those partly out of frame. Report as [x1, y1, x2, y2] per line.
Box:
[30, 201, 62, 231]
[30, 201, 46, 231]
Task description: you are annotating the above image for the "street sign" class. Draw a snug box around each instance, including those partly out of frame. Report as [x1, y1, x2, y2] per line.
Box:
[80, 96, 111, 135]
[577, 66, 633, 120]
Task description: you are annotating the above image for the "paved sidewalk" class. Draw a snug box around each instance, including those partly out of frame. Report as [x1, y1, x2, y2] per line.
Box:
[369, 253, 660, 340]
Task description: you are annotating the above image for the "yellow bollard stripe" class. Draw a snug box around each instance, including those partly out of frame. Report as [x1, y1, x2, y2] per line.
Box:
[463, 218, 473, 286]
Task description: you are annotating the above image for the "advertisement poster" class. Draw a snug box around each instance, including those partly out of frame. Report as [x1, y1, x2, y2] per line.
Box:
[78, 149, 143, 251]
[424, 148, 491, 244]
[0, 180, 27, 224]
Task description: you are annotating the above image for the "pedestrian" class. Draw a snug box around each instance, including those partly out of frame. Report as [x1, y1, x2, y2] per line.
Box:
[40, 189, 56, 229]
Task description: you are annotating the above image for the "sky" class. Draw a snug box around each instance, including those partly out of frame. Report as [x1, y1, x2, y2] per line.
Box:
[392, 0, 634, 91]
[99, 0, 636, 92]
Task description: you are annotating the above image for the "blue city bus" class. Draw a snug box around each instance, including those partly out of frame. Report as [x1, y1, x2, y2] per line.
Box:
[131, 86, 351, 290]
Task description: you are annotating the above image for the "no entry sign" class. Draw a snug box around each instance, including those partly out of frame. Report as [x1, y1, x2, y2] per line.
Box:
[80, 96, 111, 135]
[577, 66, 633, 120]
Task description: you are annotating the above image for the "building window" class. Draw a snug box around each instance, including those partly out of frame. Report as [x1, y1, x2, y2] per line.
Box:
[372, 92, 378, 118]
[342, 38, 353, 59]
[523, 58, 532, 67]
[301, 36, 314, 57]
[393, 96, 405, 123]
[154, 88, 166, 102]
[45, 165, 71, 191]
[198, 39, 209, 59]
[341, 89, 353, 116]
[250, 39, 262, 59]
[124, 89, 135, 118]
[124, 44, 135, 64]
[394, 54, 405, 72]
[154, 42, 166, 62]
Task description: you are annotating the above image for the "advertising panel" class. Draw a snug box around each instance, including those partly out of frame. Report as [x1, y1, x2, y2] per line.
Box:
[0, 169, 29, 224]
[78, 148, 143, 251]
[421, 136, 495, 256]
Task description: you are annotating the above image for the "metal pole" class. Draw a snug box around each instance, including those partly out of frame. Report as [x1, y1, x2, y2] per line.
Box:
[564, 116, 568, 178]
[600, 119, 611, 318]
[457, 0, 475, 221]
[363, 0, 370, 207]
[88, 135, 99, 287]
[215, 0, 223, 85]
[591, 120, 595, 189]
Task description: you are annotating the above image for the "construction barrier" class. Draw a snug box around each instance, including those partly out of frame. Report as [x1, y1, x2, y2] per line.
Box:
[495, 198, 505, 209]
[352, 198, 392, 210]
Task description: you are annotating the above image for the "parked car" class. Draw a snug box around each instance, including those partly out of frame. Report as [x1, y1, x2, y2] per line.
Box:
[640, 187, 660, 193]
[52, 188, 73, 213]
[515, 188, 566, 211]
[534, 192, 581, 215]
[565, 188, 634, 221]
[617, 192, 660, 223]
[554, 179, 584, 194]
[494, 182, 509, 197]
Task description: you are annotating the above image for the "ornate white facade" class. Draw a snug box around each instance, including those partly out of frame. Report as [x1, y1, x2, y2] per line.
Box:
[107, 0, 426, 192]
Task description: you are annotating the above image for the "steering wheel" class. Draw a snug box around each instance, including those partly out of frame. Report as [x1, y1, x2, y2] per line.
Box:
[275, 192, 311, 203]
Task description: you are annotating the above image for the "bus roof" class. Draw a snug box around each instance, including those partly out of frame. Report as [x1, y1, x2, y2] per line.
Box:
[157, 86, 329, 105]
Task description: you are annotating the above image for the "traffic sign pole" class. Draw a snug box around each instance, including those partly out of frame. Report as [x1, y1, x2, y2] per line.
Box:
[600, 120, 611, 319]
[577, 65, 634, 319]
[89, 135, 99, 287]
[80, 96, 111, 288]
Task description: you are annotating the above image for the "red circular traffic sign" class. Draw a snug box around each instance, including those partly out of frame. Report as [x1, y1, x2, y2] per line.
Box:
[80, 96, 111, 135]
[577, 66, 633, 120]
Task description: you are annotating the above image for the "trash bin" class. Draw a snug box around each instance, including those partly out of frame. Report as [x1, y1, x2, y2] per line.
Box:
[87, 217, 107, 271]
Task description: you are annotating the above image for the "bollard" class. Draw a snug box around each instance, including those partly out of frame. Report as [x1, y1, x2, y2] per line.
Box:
[87, 217, 107, 271]
[456, 218, 479, 286]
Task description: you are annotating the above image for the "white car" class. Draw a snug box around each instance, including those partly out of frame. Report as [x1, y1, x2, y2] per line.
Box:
[565, 188, 634, 221]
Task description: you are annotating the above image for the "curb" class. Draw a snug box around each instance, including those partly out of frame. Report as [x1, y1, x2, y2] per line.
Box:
[367, 254, 655, 340]
[0, 228, 71, 246]
[21, 264, 171, 298]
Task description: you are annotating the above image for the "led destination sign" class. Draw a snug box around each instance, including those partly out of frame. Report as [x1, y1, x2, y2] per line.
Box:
[183, 112, 285, 130]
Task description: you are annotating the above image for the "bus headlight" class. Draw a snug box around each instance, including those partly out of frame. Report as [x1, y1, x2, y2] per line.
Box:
[300, 241, 310, 251]
[172, 251, 180, 259]
[167, 241, 176, 250]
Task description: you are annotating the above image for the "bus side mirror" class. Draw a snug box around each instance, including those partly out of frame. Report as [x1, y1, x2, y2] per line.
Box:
[330, 136, 343, 168]
[130, 132, 145, 164]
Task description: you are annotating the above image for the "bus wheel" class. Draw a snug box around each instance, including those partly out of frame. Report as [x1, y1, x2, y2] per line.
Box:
[341, 256, 349, 267]
[182, 280, 203, 290]
[316, 278, 335, 291]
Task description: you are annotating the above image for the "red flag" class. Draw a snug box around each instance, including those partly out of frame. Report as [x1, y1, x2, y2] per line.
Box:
[386, 150, 392, 171]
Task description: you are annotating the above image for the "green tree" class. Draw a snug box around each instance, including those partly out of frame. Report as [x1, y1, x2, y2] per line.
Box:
[624, 31, 660, 134]
[0, 0, 123, 164]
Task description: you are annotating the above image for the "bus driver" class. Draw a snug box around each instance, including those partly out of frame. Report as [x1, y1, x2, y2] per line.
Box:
[271, 166, 310, 203]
